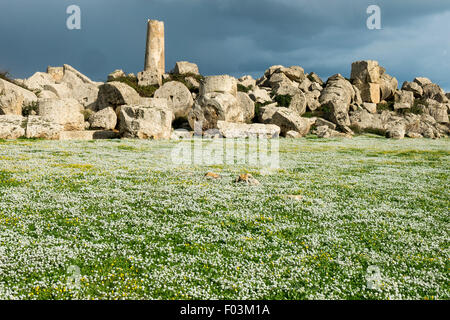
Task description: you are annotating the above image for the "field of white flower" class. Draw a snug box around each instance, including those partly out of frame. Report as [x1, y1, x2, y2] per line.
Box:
[0, 135, 448, 300]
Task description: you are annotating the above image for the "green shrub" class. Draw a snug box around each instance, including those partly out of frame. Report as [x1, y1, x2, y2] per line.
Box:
[392, 99, 426, 116]
[376, 101, 394, 112]
[319, 103, 333, 119]
[81, 109, 94, 121]
[237, 83, 252, 93]
[22, 101, 39, 117]
[274, 94, 292, 108]
[410, 99, 427, 115]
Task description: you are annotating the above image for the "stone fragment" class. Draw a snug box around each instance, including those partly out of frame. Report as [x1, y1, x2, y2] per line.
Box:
[173, 61, 199, 75]
[413, 77, 432, 87]
[144, 19, 165, 75]
[350, 60, 381, 103]
[236, 92, 255, 123]
[289, 92, 307, 116]
[200, 75, 237, 96]
[205, 172, 221, 179]
[307, 72, 324, 86]
[38, 98, 85, 131]
[89, 107, 117, 130]
[315, 118, 336, 130]
[249, 87, 272, 104]
[235, 173, 260, 186]
[286, 130, 301, 138]
[380, 73, 398, 100]
[188, 92, 242, 130]
[97, 82, 142, 110]
[386, 123, 406, 139]
[137, 69, 162, 87]
[119, 105, 173, 139]
[0, 79, 37, 106]
[362, 102, 377, 114]
[47, 66, 64, 82]
[402, 81, 423, 98]
[0, 115, 26, 139]
[422, 83, 448, 103]
[61, 64, 101, 109]
[23, 72, 55, 91]
[267, 107, 310, 136]
[108, 69, 126, 81]
[393, 90, 414, 110]
[216, 121, 280, 138]
[238, 75, 256, 88]
[0, 91, 24, 115]
[25, 116, 63, 139]
[280, 66, 306, 83]
[154, 81, 194, 119]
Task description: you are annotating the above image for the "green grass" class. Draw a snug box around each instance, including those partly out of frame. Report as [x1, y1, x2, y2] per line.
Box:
[0, 136, 448, 300]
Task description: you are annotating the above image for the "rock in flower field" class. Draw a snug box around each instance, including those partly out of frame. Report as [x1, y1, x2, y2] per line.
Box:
[0, 136, 448, 300]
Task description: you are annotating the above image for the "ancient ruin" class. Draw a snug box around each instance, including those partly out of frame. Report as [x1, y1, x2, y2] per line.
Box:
[144, 19, 165, 76]
[0, 20, 449, 141]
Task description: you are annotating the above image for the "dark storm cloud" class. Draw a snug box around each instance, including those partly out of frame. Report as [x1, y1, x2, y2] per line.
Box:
[0, 0, 449, 90]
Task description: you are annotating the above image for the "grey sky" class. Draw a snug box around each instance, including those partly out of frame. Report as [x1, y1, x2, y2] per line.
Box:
[0, 0, 449, 91]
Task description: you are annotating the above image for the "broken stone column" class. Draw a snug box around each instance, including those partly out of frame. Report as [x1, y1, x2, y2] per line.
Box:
[144, 19, 165, 76]
[350, 60, 381, 104]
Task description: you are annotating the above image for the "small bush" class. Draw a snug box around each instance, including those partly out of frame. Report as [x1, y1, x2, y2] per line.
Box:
[81, 109, 94, 121]
[22, 101, 39, 117]
[319, 103, 333, 119]
[237, 83, 252, 93]
[274, 94, 292, 108]
[410, 99, 426, 115]
[376, 101, 394, 112]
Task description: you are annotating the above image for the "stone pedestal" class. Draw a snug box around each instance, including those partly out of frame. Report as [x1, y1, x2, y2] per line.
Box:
[144, 19, 165, 76]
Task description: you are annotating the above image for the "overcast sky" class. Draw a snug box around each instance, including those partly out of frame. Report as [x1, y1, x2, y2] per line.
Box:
[0, 0, 449, 91]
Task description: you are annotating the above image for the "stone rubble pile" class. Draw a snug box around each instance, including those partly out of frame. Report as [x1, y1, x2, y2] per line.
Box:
[1, 59, 448, 140]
